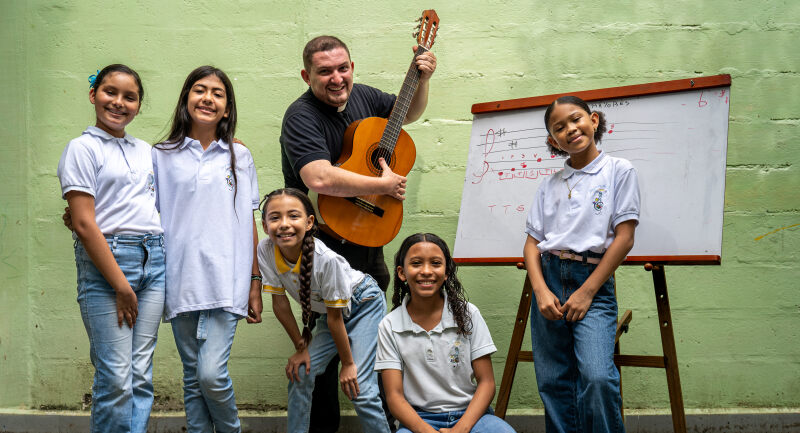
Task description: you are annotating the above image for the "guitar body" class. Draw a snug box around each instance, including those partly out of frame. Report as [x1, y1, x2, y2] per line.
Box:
[317, 117, 416, 247]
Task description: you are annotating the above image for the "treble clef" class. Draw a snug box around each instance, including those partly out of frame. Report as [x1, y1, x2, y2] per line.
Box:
[472, 128, 495, 184]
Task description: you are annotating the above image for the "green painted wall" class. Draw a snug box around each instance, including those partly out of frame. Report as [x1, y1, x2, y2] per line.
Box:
[1, 0, 798, 413]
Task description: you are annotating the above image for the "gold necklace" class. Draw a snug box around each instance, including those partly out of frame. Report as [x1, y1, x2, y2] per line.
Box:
[565, 174, 586, 199]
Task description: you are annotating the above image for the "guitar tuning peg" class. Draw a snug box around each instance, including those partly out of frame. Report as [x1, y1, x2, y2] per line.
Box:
[413, 31, 419, 38]
[416, 16, 423, 22]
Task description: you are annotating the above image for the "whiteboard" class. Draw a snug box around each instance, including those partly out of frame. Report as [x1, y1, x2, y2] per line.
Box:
[454, 82, 730, 263]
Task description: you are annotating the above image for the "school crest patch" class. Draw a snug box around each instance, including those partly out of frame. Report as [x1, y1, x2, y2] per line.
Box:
[449, 339, 462, 367]
[225, 167, 235, 191]
[591, 186, 607, 214]
[146, 171, 156, 197]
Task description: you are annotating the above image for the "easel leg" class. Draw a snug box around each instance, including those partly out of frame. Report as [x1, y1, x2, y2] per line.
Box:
[615, 336, 624, 422]
[650, 265, 687, 433]
[495, 276, 534, 418]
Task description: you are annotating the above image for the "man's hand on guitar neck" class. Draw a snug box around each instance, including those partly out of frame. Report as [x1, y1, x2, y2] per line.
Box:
[405, 46, 437, 125]
[413, 45, 437, 82]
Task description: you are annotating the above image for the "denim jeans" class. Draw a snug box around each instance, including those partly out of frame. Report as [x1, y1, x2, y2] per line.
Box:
[171, 309, 240, 433]
[287, 276, 390, 433]
[396, 408, 515, 433]
[75, 234, 165, 433]
[530, 253, 625, 433]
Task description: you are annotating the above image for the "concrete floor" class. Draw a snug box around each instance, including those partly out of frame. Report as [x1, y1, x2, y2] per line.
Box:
[1, 411, 799, 433]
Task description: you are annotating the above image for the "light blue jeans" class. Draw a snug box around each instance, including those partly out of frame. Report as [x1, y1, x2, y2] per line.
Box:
[396, 408, 516, 432]
[171, 309, 240, 433]
[287, 276, 390, 433]
[530, 252, 625, 433]
[75, 234, 166, 433]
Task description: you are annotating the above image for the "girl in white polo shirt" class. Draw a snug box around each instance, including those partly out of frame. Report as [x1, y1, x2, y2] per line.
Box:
[523, 95, 640, 433]
[375, 233, 516, 433]
[57, 64, 165, 433]
[152, 66, 261, 433]
[257, 188, 390, 433]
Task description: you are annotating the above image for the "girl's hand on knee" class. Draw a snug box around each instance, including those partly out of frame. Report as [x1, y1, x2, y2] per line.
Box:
[339, 362, 360, 399]
[286, 348, 310, 382]
[534, 288, 563, 321]
[561, 289, 592, 321]
[116, 286, 138, 328]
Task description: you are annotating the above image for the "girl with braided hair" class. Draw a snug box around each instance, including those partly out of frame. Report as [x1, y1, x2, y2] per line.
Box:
[375, 233, 515, 433]
[257, 188, 390, 433]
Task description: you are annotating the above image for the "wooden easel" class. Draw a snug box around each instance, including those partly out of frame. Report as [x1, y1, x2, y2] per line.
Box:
[494, 261, 698, 433]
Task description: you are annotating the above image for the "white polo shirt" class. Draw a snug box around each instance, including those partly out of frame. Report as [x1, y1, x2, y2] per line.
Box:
[258, 237, 364, 316]
[526, 151, 640, 254]
[57, 126, 162, 236]
[375, 296, 497, 413]
[153, 137, 260, 320]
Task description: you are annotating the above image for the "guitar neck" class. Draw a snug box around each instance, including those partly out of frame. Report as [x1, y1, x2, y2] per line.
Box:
[379, 45, 428, 151]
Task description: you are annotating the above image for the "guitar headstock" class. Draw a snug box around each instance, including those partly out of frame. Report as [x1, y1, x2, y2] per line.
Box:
[414, 9, 439, 50]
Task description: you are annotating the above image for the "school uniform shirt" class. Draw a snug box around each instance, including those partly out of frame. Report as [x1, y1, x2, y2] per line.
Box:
[57, 126, 162, 236]
[258, 237, 364, 316]
[526, 151, 640, 254]
[374, 296, 497, 413]
[153, 137, 260, 320]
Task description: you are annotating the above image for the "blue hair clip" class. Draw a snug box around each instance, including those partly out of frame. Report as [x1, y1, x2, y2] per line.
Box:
[88, 69, 101, 89]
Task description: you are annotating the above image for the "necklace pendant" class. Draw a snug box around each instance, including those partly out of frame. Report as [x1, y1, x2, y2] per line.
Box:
[568, 191, 572, 199]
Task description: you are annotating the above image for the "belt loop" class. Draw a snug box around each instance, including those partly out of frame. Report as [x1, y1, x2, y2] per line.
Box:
[160, 235, 164, 247]
[581, 251, 588, 264]
[112, 235, 118, 250]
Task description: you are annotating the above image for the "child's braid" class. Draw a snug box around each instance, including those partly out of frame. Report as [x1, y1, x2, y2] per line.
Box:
[391, 281, 409, 310]
[298, 226, 318, 346]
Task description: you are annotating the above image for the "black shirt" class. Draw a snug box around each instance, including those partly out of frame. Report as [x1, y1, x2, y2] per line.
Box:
[280, 83, 396, 193]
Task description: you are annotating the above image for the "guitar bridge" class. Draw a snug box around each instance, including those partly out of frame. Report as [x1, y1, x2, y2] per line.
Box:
[345, 197, 385, 217]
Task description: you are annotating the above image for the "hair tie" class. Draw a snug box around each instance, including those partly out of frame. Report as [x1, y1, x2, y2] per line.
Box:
[88, 69, 101, 89]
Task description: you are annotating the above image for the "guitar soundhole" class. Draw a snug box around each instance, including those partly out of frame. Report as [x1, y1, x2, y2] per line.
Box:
[367, 144, 393, 176]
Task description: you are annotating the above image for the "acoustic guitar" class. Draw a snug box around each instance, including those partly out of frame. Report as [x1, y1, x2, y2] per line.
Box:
[316, 9, 440, 247]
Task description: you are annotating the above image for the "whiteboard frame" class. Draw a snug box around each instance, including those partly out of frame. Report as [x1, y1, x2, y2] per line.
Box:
[457, 75, 731, 266]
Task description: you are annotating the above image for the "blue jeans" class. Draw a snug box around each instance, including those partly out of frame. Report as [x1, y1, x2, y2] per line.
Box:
[171, 309, 240, 433]
[288, 276, 390, 433]
[396, 408, 515, 432]
[530, 253, 625, 433]
[75, 234, 166, 433]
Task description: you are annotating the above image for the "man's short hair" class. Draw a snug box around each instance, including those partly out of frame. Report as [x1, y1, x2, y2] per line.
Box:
[302, 36, 351, 71]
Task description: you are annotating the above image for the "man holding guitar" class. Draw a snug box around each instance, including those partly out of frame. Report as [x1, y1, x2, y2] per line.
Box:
[280, 31, 436, 432]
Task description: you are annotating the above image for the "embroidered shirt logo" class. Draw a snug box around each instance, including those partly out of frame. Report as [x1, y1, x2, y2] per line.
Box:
[225, 168, 235, 191]
[591, 187, 607, 214]
[449, 339, 462, 367]
[146, 172, 156, 197]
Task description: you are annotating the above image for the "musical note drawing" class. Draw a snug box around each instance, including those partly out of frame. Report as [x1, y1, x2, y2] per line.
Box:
[473, 117, 669, 184]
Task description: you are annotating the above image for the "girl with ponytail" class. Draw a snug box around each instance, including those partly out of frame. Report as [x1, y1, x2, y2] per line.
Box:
[257, 188, 391, 433]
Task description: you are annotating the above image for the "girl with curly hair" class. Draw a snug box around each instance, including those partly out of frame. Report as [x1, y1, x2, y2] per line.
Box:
[375, 233, 515, 433]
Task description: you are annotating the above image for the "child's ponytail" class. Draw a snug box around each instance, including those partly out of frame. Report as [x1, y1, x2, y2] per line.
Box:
[298, 227, 318, 346]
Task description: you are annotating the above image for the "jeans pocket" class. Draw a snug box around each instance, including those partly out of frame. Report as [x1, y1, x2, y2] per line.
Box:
[352, 277, 381, 305]
[358, 295, 377, 304]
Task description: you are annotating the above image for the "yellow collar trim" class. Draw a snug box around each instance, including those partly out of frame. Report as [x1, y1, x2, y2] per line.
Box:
[273, 244, 301, 274]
